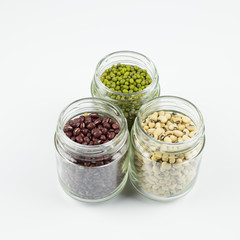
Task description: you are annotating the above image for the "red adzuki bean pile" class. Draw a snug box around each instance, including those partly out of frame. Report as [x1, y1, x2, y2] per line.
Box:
[63, 112, 120, 146]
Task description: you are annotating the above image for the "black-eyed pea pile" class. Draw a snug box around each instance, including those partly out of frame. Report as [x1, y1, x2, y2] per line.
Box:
[132, 111, 202, 198]
[142, 111, 197, 145]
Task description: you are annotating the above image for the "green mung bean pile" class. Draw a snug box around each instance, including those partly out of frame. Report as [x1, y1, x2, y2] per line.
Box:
[100, 63, 152, 94]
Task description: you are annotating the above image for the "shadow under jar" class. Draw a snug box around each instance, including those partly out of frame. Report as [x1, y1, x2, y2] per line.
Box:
[54, 98, 130, 203]
[130, 96, 205, 201]
[91, 50, 160, 130]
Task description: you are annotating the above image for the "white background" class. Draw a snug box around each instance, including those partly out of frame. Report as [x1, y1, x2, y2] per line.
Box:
[0, 0, 240, 239]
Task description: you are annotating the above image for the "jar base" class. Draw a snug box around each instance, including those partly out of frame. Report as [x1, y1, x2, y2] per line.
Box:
[58, 173, 128, 203]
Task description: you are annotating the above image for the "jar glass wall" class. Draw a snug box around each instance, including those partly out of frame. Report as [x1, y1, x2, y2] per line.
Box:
[130, 96, 205, 201]
[54, 98, 130, 202]
[91, 50, 160, 129]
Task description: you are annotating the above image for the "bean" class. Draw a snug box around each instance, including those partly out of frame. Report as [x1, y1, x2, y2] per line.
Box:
[66, 132, 72, 138]
[112, 123, 119, 129]
[107, 132, 115, 140]
[89, 112, 99, 118]
[93, 129, 102, 138]
[80, 122, 85, 129]
[64, 124, 73, 132]
[85, 116, 92, 125]
[98, 124, 104, 130]
[159, 116, 167, 123]
[73, 128, 81, 136]
[102, 128, 108, 135]
[182, 116, 191, 123]
[84, 137, 90, 143]
[82, 129, 89, 136]
[109, 118, 115, 125]
[187, 124, 196, 131]
[173, 130, 183, 137]
[103, 122, 111, 129]
[100, 135, 107, 141]
[94, 117, 102, 125]
[164, 136, 172, 143]
[79, 116, 85, 122]
[102, 117, 109, 124]
[76, 136, 83, 143]
[71, 136, 76, 142]
[87, 122, 96, 130]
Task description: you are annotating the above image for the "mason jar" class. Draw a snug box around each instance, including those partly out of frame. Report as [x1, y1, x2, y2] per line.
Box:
[91, 50, 160, 129]
[130, 96, 205, 201]
[54, 98, 130, 202]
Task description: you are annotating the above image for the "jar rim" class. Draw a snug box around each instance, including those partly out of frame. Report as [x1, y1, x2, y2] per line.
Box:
[94, 50, 160, 97]
[55, 97, 128, 155]
[136, 95, 205, 148]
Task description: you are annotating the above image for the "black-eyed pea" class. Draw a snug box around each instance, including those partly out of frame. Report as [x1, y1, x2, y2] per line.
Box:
[161, 162, 171, 170]
[165, 130, 173, 136]
[183, 129, 189, 135]
[170, 135, 177, 143]
[154, 151, 162, 159]
[143, 164, 152, 172]
[189, 131, 197, 138]
[182, 116, 191, 124]
[150, 113, 158, 122]
[159, 111, 165, 116]
[152, 185, 159, 191]
[152, 163, 159, 171]
[187, 124, 196, 132]
[147, 128, 155, 134]
[160, 134, 165, 141]
[159, 115, 167, 123]
[155, 122, 161, 128]
[173, 130, 183, 137]
[160, 122, 165, 127]
[169, 124, 177, 130]
[165, 112, 172, 120]
[185, 152, 194, 159]
[178, 137, 184, 143]
[148, 120, 155, 128]
[178, 124, 185, 131]
[164, 136, 172, 143]
[142, 118, 148, 125]
[154, 128, 163, 136]
[162, 153, 169, 162]
[169, 157, 176, 164]
[182, 135, 190, 141]
[143, 125, 149, 131]
[176, 158, 183, 164]
[173, 116, 182, 123]
[151, 155, 161, 161]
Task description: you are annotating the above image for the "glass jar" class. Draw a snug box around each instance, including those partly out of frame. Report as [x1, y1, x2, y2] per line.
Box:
[54, 98, 130, 202]
[130, 96, 205, 201]
[91, 50, 160, 129]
